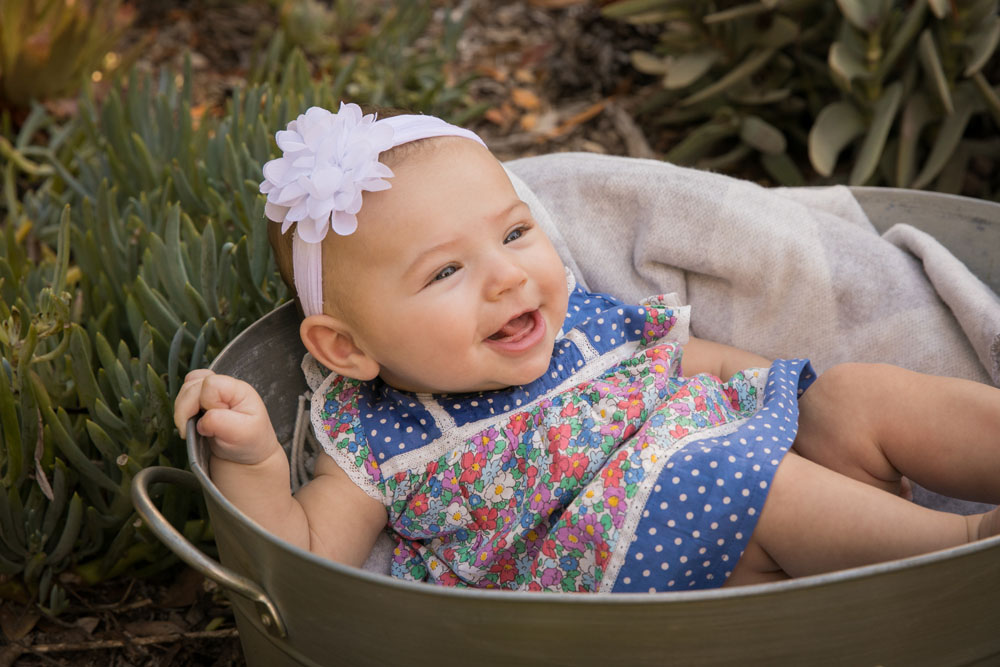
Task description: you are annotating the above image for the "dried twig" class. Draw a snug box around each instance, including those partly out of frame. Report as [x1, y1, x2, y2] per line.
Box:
[606, 100, 657, 159]
[544, 99, 609, 139]
[64, 576, 136, 611]
[16, 628, 239, 654]
[486, 131, 544, 153]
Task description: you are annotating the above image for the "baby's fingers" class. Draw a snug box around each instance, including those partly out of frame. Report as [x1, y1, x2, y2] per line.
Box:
[172, 371, 274, 464]
[196, 407, 276, 463]
[174, 371, 215, 432]
[196, 374, 266, 416]
[173, 371, 258, 434]
[195, 407, 255, 441]
[184, 369, 215, 383]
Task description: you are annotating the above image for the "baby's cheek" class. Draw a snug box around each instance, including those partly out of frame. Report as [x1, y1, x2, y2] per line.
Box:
[407, 316, 471, 369]
[544, 263, 569, 305]
[424, 307, 474, 342]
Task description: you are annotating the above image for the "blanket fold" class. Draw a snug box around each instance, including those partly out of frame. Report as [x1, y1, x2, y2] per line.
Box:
[504, 153, 1000, 386]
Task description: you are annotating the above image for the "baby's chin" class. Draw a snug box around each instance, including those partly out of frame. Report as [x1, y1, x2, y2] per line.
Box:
[378, 345, 555, 394]
[467, 363, 551, 394]
[383, 367, 550, 396]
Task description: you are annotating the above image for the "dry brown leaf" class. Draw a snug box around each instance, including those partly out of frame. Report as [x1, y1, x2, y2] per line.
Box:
[518, 42, 553, 69]
[513, 68, 536, 84]
[123, 620, 185, 637]
[74, 616, 100, 635]
[527, 0, 587, 8]
[546, 99, 609, 139]
[520, 112, 539, 131]
[42, 97, 79, 120]
[190, 104, 209, 131]
[511, 87, 541, 110]
[0, 605, 40, 642]
[484, 108, 508, 126]
[484, 102, 517, 128]
[160, 567, 204, 608]
[0, 645, 24, 667]
[477, 64, 509, 83]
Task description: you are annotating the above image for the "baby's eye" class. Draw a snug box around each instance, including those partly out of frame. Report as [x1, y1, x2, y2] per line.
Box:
[432, 265, 458, 282]
[504, 226, 528, 244]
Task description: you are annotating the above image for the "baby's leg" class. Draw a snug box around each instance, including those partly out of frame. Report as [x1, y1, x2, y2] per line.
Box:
[724, 452, 1000, 586]
[792, 363, 1000, 504]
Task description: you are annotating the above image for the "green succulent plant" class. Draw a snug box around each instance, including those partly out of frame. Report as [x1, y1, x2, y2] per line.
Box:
[262, 0, 486, 125]
[812, 0, 1000, 189]
[605, 0, 838, 185]
[607, 0, 1000, 195]
[0, 0, 133, 109]
[1, 0, 479, 612]
[0, 51, 335, 609]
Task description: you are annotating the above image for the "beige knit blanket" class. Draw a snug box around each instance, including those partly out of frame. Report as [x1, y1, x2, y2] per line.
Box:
[504, 153, 1000, 387]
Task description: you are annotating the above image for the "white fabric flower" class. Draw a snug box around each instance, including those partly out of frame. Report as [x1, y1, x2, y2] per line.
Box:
[259, 103, 396, 241]
[444, 501, 472, 527]
[483, 470, 516, 504]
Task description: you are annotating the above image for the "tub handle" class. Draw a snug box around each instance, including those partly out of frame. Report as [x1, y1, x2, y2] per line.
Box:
[131, 464, 288, 639]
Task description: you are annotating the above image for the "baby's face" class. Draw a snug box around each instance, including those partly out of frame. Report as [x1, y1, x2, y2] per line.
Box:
[325, 139, 569, 394]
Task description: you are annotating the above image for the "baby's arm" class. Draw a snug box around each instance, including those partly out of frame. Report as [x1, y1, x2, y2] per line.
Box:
[682, 336, 771, 381]
[173, 370, 387, 568]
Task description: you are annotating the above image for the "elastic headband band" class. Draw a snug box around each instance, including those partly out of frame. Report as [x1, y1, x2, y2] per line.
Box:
[259, 103, 487, 317]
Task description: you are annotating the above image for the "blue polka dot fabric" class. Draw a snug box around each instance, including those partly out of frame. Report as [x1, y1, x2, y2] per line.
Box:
[613, 359, 814, 592]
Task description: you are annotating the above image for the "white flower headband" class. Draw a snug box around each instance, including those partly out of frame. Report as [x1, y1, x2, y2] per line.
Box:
[259, 102, 486, 317]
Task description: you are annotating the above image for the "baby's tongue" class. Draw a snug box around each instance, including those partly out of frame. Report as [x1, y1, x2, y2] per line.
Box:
[491, 313, 532, 340]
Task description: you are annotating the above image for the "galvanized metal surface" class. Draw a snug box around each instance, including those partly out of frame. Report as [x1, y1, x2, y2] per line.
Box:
[852, 186, 1000, 294]
[134, 187, 1000, 666]
[131, 464, 287, 639]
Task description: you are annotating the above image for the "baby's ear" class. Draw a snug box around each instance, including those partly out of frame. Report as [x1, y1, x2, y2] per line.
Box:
[299, 315, 380, 381]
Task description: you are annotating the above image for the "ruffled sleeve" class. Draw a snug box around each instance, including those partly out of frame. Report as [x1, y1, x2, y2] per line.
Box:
[309, 369, 387, 503]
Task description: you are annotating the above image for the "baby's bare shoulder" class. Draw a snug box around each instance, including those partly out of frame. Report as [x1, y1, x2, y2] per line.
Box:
[295, 453, 387, 567]
[308, 455, 382, 507]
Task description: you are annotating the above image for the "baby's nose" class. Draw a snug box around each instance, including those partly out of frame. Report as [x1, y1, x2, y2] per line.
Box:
[486, 256, 528, 298]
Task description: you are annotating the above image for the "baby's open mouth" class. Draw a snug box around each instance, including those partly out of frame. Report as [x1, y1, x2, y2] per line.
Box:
[489, 312, 535, 341]
[485, 309, 546, 352]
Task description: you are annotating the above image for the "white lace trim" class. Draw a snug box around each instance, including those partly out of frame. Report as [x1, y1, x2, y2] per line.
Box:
[598, 367, 770, 592]
[301, 352, 328, 393]
[563, 329, 599, 362]
[417, 394, 456, 433]
[656, 292, 684, 309]
[556, 268, 577, 340]
[658, 299, 690, 346]
[309, 370, 386, 503]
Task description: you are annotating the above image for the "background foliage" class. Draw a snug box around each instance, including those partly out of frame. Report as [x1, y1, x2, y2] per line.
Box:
[0, 0, 479, 614]
[607, 0, 1000, 197]
[0, 0, 134, 109]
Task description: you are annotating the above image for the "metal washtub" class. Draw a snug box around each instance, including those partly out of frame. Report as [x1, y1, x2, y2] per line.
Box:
[132, 187, 1000, 666]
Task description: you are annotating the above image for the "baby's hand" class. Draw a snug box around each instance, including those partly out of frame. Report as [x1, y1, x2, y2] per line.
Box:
[173, 370, 280, 466]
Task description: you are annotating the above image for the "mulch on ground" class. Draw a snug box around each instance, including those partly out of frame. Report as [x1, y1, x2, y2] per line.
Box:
[2, 570, 240, 667]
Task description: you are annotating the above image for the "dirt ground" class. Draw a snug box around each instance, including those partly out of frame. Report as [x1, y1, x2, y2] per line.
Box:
[113, 0, 667, 159]
[1, 2, 662, 665]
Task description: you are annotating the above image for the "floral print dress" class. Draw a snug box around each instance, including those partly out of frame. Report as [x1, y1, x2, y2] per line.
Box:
[307, 277, 815, 592]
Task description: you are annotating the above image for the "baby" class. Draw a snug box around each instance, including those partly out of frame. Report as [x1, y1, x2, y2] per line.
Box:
[174, 103, 1000, 592]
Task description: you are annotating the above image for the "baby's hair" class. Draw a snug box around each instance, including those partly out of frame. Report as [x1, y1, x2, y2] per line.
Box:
[266, 104, 436, 315]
